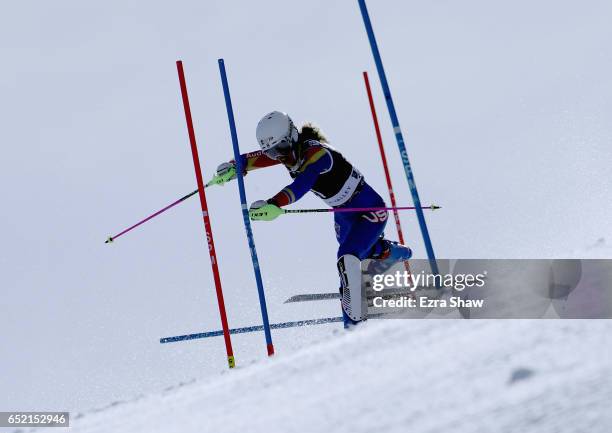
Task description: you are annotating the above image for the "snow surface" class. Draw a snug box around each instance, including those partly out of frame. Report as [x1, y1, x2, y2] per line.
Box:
[28, 319, 612, 433]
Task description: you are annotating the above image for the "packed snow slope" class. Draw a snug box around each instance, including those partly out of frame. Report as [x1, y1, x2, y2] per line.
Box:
[45, 319, 611, 433]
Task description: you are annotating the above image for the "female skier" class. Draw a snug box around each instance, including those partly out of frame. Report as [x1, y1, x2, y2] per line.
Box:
[215, 111, 412, 326]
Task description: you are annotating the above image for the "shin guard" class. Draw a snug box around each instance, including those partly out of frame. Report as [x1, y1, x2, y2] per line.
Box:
[337, 254, 366, 322]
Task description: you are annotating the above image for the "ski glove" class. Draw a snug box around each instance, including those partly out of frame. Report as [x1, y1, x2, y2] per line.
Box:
[208, 162, 237, 186]
[249, 200, 284, 221]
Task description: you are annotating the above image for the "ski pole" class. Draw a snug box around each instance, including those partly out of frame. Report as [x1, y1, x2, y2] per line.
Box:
[105, 189, 196, 244]
[104, 170, 235, 244]
[284, 204, 440, 215]
[250, 204, 440, 221]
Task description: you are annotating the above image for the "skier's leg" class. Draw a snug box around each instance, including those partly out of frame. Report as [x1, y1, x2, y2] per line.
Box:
[337, 215, 388, 260]
[346, 183, 412, 261]
[334, 211, 352, 246]
[337, 254, 365, 324]
[335, 205, 388, 327]
[334, 212, 358, 325]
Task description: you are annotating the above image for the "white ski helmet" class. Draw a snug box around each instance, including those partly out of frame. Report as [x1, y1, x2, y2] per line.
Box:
[256, 111, 299, 160]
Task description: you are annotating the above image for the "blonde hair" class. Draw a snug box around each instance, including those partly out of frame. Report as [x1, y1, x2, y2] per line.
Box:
[299, 122, 328, 144]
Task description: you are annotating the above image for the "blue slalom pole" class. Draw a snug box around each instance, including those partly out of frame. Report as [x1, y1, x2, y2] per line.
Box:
[218, 58, 275, 356]
[357, 0, 439, 275]
[160, 316, 344, 343]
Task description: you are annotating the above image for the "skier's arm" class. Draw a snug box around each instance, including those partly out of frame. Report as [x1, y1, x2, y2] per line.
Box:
[214, 150, 280, 185]
[268, 147, 332, 207]
[235, 150, 281, 174]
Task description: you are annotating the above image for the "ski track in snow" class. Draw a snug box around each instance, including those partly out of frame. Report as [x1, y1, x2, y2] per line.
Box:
[27, 320, 612, 433]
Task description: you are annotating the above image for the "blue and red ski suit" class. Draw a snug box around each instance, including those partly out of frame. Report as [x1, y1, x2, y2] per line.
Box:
[238, 139, 389, 260]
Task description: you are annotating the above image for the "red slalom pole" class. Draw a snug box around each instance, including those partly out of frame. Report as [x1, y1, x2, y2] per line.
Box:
[176, 60, 235, 369]
[363, 71, 407, 245]
[363, 71, 412, 276]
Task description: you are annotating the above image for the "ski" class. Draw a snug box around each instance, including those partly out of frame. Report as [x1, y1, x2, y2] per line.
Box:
[284, 287, 419, 304]
[160, 316, 344, 343]
[284, 293, 340, 303]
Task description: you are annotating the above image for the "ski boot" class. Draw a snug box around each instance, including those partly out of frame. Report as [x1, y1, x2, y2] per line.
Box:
[342, 307, 361, 329]
[366, 239, 412, 275]
[385, 240, 412, 261]
[338, 254, 366, 329]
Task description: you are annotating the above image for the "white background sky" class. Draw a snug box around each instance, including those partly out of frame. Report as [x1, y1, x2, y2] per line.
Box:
[1, 0, 611, 416]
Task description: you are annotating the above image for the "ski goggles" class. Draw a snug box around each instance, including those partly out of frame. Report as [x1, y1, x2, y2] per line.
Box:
[263, 139, 293, 160]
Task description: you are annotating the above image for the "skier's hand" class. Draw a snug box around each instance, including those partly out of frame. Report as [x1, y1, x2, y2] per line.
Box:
[216, 162, 235, 177]
[249, 200, 284, 221]
[207, 162, 237, 186]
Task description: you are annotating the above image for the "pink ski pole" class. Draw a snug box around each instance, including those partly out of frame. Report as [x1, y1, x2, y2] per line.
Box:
[105, 189, 198, 243]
